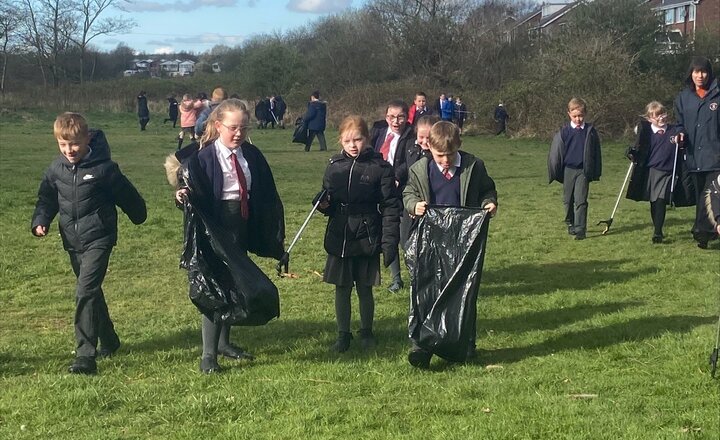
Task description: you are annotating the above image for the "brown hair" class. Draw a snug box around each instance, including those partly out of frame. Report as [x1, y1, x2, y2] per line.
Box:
[199, 99, 249, 146]
[415, 114, 440, 132]
[567, 97, 587, 114]
[428, 121, 461, 153]
[53, 112, 89, 142]
[337, 115, 369, 146]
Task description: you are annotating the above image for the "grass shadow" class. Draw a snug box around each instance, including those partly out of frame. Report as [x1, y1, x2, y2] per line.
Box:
[483, 259, 650, 296]
[484, 314, 716, 365]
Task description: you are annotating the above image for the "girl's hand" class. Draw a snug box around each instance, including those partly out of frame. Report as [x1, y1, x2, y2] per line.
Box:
[484, 202, 497, 217]
[34, 225, 47, 237]
[176, 189, 189, 203]
[414, 201, 428, 216]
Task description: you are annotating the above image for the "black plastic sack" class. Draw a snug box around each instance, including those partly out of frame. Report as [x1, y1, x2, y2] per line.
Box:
[406, 206, 490, 362]
[292, 117, 308, 145]
[180, 198, 280, 326]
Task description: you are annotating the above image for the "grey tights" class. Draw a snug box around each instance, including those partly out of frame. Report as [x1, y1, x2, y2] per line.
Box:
[335, 284, 374, 333]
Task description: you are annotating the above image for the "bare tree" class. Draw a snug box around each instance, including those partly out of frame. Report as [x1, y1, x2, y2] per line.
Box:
[67, 0, 134, 85]
[0, 0, 23, 93]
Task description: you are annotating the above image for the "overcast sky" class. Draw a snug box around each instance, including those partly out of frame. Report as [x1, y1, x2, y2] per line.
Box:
[99, 0, 366, 55]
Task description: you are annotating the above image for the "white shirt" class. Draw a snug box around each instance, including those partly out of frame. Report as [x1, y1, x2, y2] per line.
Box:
[570, 122, 586, 130]
[384, 128, 401, 165]
[214, 139, 252, 201]
[651, 124, 666, 134]
[434, 152, 462, 178]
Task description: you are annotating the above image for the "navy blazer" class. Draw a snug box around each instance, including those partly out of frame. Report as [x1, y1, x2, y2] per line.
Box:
[369, 121, 415, 187]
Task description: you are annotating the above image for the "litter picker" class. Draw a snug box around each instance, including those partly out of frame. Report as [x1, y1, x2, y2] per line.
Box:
[668, 138, 679, 208]
[276, 189, 327, 277]
[711, 314, 720, 378]
[598, 161, 635, 235]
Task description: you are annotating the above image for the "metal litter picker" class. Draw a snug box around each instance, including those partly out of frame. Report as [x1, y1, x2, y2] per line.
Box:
[276, 190, 327, 277]
[597, 162, 635, 235]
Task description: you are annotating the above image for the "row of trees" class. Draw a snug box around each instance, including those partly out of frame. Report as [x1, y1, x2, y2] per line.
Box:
[1, 0, 718, 138]
[0, 0, 132, 91]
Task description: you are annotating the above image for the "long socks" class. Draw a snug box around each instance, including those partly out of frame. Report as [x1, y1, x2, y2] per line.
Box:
[201, 315, 221, 359]
[650, 199, 666, 237]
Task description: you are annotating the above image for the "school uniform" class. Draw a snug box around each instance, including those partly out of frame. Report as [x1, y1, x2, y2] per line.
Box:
[548, 122, 602, 238]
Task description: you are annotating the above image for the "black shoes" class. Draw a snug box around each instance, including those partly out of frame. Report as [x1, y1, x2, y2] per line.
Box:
[652, 234, 663, 244]
[567, 225, 576, 236]
[218, 345, 254, 361]
[358, 329, 376, 350]
[199, 356, 221, 374]
[331, 331, 353, 353]
[98, 339, 121, 358]
[387, 280, 404, 293]
[408, 348, 432, 369]
[574, 232, 586, 240]
[68, 356, 97, 375]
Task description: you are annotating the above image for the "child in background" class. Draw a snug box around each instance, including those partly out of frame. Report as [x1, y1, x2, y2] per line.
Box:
[547, 98, 602, 240]
[626, 101, 686, 243]
[316, 115, 401, 352]
[31, 112, 147, 374]
[403, 121, 497, 368]
[164, 95, 179, 127]
[177, 94, 203, 150]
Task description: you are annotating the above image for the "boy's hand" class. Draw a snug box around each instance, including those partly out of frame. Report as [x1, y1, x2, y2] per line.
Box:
[716, 224, 720, 236]
[484, 203, 497, 217]
[34, 225, 47, 237]
[175, 189, 189, 203]
[414, 201, 428, 216]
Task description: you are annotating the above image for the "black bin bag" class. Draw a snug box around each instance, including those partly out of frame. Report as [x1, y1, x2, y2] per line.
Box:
[292, 117, 308, 145]
[406, 206, 490, 362]
[180, 198, 280, 326]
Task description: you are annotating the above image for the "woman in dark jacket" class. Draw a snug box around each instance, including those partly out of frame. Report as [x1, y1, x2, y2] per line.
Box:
[317, 115, 401, 352]
[674, 56, 720, 248]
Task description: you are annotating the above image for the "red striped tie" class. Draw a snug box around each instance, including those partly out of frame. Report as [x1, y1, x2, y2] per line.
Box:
[380, 133, 394, 161]
[231, 151, 249, 220]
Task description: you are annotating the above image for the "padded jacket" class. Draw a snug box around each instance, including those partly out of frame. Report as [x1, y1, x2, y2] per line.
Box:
[31, 130, 147, 251]
[674, 78, 720, 172]
[547, 123, 602, 184]
[318, 148, 401, 259]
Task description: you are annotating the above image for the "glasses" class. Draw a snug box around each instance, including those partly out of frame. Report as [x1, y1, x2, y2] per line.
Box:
[386, 114, 407, 122]
[221, 123, 249, 133]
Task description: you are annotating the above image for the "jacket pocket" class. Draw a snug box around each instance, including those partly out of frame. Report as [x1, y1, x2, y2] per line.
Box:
[78, 211, 108, 246]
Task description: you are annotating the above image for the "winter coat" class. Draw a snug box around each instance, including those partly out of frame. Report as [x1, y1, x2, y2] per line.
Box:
[440, 100, 454, 120]
[547, 123, 602, 184]
[178, 141, 285, 259]
[318, 147, 401, 260]
[494, 106, 509, 122]
[303, 100, 327, 131]
[168, 98, 179, 119]
[137, 94, 149, 118]
[194, 100, 222, 137]
[179, 99, 203, 128]
[369, 121, 415, 187]
[275, 96, 287, 118]
[31, 130, 147, 251]
[403, 151, 497, 215]
[674, 78, 720, 172]
[625, 120, 695, 206]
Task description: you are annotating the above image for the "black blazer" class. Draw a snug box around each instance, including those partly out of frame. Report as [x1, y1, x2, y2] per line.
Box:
[369, 121, 415, 187]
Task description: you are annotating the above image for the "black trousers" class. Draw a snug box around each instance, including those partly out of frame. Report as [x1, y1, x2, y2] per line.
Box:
[68, 247, 118, 358]
[305, 129, 327, 151]
[563, 167, 589, 234]
[139, 117, 149, 131]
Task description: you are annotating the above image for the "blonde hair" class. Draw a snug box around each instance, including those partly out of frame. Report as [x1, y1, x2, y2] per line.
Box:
[642, 101, 666, 119]
[428, 121, 461, 153]
[337, 115, 369, 146]
[199, 99, 250, 146]
[211, 87, 227, 101]
[415, 114, 439, 132]
[53, 112, 89, 141]
[567, 97, 587, 114]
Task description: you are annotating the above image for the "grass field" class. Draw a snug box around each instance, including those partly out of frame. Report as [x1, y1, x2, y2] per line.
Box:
[0, 111, 718, 439]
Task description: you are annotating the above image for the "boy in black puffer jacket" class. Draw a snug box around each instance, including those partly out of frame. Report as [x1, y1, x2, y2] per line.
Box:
[317, 115, 401, 352]
[31, 112, 147, 375]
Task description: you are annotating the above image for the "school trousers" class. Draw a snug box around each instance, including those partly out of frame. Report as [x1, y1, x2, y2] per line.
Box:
[563, 167, 589, 234]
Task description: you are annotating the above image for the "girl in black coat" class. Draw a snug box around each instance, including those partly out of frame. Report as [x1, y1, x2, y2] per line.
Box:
[137, 91, 149, 131]
[317, 115, 401, 352]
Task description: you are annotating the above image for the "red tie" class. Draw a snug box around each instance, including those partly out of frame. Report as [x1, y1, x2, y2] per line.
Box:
[231, 151, 249, 220]
[380, 133, 394, 161]
[575, 125, 582, 131]
[657, 129, 665, 135]
[443, 169, 452, 180]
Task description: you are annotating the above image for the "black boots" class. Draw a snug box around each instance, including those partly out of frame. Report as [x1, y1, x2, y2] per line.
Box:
[330, 331, 353, 353]
[358, 329, 376, 350]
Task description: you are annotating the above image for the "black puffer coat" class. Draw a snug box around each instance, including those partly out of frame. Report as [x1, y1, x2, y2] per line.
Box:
[31, 130, 147, 251]
[319, 148, 401, 259]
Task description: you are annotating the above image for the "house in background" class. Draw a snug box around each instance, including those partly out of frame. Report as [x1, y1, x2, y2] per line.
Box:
[159, 59, 195, 77]
[507, 1, 576, 41]
[646, 0, 720, 40]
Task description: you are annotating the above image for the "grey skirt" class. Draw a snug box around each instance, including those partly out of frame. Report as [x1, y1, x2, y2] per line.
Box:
[647, 168, 672, 202]
[323, 254, 380, 287]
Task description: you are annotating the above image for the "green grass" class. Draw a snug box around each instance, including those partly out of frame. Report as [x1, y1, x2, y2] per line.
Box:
[1, 112, 718, 439]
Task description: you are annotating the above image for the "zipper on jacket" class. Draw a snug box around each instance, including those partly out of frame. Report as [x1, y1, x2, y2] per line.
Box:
[363, 219, 375, 245]
[341, 158, 357, 258]
[72, 165, 78, 233]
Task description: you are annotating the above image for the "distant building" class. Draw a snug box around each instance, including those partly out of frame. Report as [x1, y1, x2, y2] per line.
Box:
[646, 0, 720, 41]
[508, 1, 576, 41]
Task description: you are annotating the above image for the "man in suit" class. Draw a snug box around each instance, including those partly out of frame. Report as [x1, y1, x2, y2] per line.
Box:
[369, 99, 415, 293]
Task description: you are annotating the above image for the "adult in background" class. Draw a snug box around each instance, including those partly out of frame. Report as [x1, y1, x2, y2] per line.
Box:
[303, 90, 327, 152]
[164, 95, 179, 128]
[494, 102, 510, 136]
[137, 91, 150, 131]
[674, 56, 720, 249]
[370, 99, 415, 293]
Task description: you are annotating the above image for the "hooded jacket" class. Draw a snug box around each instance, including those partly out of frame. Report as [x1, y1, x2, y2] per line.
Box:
[31, 130, 147, 251]
[319, 147, 401, 259]
[674, 77, 720, 172]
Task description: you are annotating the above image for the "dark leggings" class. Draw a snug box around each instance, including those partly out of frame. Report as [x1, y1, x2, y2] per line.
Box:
[335, 284, 374, 333]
